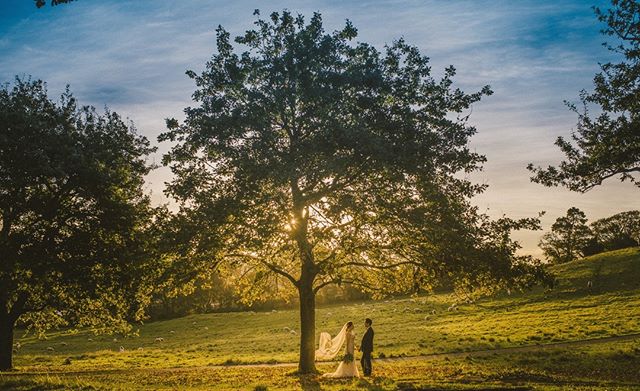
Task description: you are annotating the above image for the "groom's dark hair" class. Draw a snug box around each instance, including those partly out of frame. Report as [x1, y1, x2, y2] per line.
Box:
[365, 318, 372, 326]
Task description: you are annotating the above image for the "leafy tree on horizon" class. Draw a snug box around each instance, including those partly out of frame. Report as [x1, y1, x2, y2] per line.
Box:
[591, 210, 640, 251]
[0, 78, 158, 370]
[539, 207, 592, 264]
[160, 10, 549, 373]
[528, 0, 640, 192]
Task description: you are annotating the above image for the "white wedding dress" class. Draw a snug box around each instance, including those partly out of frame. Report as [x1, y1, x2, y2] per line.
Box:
[315, 324, 360, 378]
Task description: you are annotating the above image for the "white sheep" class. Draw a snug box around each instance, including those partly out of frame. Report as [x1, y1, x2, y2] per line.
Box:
[119, 346, 125, 353]
[47, 346, 55, 351]
[113, 338, 118, 343]
[87, 338, 93, 342]
[155, 337, 164, 343]
[169, 330, 175, 334]
[137, 347, 144, 351]
[290, 330, 297, 335]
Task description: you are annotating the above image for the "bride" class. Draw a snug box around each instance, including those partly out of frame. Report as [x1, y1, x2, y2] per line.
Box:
[315, 321, 360, 378]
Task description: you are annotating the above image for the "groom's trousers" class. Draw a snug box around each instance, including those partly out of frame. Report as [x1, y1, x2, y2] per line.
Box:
[361, 351, 372, 376]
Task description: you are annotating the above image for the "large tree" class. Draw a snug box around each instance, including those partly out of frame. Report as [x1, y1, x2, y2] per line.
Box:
[0, 78, 157, 370]
[539, 207, 592, 264]
[528, 0, 640, 191]
[160, 11, 548, 373]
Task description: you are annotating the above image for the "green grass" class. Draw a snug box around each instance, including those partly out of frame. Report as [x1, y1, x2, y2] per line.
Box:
[2, 248, 640, 390]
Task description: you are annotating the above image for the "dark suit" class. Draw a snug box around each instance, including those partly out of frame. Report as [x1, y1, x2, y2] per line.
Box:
[360, 326, 374, 376]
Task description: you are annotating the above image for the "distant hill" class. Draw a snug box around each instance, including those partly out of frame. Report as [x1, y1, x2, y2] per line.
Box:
[549, 247, 640, 294]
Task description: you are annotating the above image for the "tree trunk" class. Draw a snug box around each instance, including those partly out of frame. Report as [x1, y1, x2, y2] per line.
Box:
[297, 276, 316, 373]
[0, 312, 14, 371]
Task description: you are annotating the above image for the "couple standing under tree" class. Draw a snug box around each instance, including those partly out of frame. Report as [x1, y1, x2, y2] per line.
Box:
[315, 318, 374, 378]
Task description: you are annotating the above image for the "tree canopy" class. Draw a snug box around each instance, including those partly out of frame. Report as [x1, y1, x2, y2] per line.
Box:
[34, 0, 75, 8]
[528, 0, 640, 192]
[539, 207, 592, 264]
[591, 210, 640, 251]
[159, 10, 549, 373]
[0, 78, 157, 370]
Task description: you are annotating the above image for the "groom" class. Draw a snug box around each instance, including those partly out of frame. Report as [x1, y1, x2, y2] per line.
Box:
[359, 318, 374, 376]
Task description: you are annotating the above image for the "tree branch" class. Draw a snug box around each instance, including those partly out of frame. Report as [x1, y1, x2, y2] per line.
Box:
[227, 252, 299, 287]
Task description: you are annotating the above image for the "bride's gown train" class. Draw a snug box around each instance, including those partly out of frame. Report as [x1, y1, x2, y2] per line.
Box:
[315, 324, 360, 378]
[324, 330, 359, 377]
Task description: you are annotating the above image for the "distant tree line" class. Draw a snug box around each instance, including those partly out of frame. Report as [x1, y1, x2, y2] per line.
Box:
[146, 271, 370, 320]
[540, 208, 640, 264]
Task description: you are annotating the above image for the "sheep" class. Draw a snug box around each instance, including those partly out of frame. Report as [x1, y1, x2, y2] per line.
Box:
[113, 338, 118, 343]
[203, 326, 209, 331]
[431, 309, 437, 315]
[447, 304, 457, 312]
[283, 326, 291, 332]
[119, 346, 125, 353]
[169, 330, 175, 334]
[137, 347, 144, 351]
[154, 337, 164, 343]
[63, 358, 72, 365]
[87, 338, 94, 342]
[13, 342, 21, 350]
[47, 346, 55, 351]
[60, 342, 67, 347]
[290, 330, 297, 335]
[587, 280, 593, 289]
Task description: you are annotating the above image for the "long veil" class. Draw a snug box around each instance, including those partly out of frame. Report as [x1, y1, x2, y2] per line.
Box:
[315, 323, 348, 361]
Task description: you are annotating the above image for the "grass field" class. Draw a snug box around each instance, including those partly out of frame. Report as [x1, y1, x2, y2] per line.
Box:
[1, 247, 639, 390]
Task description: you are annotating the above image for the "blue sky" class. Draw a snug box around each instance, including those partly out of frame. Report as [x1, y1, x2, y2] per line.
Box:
[0, 0, 637, 256]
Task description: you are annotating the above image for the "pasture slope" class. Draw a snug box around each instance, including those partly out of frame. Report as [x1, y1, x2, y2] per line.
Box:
[1, 247, 639, 390]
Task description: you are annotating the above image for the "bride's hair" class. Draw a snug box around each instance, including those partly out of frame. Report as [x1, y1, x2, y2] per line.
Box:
[346, 321, 353, 330]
